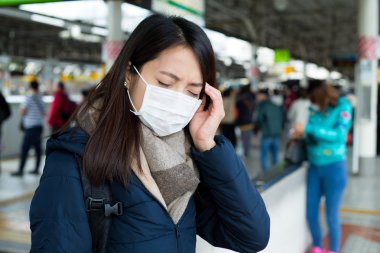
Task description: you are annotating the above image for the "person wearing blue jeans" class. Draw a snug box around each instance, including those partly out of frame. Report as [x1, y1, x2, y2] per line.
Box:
[307, 161, 347, 251]
[293, 81, 352, 253]
[256, 89, 284, 171]
[260, 137, 280, 171]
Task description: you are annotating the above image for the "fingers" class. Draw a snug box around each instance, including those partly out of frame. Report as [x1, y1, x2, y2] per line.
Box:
[204, 83, 225, 119]
[197, 95, 207, 113]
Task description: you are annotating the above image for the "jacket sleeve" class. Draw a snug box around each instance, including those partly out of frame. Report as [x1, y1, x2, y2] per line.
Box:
[29, 151, 92, 253]
[192, 136, 270, 253]
[305, 103, 352, 143]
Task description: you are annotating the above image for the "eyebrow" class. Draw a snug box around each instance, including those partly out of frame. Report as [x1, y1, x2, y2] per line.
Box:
[159, 71, 203, 88]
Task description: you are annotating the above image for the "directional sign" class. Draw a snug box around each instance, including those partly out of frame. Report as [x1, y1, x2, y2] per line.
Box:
[0, 0, 65, 6]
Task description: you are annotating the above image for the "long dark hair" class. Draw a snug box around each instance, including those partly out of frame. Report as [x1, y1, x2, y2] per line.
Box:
[63, 14, 216, 187]
[308, 80, 339, 111]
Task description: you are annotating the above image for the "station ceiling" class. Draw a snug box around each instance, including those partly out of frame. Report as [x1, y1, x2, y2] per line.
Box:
[206, 0, 359, 77]
[0, 0, 368, 79]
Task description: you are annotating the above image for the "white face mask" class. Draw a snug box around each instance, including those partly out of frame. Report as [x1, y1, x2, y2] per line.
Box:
[126, 66, 202, 137]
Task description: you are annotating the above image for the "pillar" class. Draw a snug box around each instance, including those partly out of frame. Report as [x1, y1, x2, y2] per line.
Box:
[104, 0, 124, 70]
[353, 0, 379, 173]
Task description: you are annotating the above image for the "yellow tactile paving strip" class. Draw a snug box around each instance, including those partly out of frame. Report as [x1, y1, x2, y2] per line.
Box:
[321, 206, 380, 217]
[340, 207, 380, 217]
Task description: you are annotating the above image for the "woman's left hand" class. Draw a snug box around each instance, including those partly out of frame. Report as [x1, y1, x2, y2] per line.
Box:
[190, 83, 225, 152]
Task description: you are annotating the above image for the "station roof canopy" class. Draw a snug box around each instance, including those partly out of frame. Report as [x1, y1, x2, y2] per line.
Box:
[206, 0, 360, 76]
[0, 0, 367, 78]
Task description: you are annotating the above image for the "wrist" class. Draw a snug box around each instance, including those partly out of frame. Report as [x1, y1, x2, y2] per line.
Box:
[194, 139, 216, 152]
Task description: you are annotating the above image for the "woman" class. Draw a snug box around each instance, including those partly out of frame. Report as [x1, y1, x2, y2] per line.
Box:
[293, 81, 352, 253]
[30, 15, 270, 253]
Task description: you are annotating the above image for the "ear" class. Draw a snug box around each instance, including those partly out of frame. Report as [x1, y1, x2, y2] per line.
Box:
[124, 61, 133, 88]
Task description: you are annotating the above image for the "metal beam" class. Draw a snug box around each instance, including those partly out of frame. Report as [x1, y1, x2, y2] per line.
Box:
[207, 0, 257, 41]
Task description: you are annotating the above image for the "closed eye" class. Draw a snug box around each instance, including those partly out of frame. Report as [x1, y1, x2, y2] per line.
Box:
[158, 81, 170, 88]
[188, 91, 200, 98]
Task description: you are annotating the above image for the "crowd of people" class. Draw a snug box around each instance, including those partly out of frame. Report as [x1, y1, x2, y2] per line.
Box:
[3, 78, 342, 176]
[221, 80, 354, 253]
[0, 80, 91, 176]
[221, 82, 355, 171]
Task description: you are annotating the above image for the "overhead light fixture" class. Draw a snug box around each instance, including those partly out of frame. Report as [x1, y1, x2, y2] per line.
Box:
[59, 30, 70, 39]
[273, 0, 288, 11]
[223, 58, 232, 66]
[91, 27, 108, 36]
[31, 14, 65, 27]
[70, 25, 82, 38]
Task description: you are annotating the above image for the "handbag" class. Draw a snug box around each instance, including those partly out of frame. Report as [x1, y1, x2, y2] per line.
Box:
[285, 139, 307, 165]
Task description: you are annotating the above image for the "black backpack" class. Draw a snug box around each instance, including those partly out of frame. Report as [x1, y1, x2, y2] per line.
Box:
[75, 155, 123, 253]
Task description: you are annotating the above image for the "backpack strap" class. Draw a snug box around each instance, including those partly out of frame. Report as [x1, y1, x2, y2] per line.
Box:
[75, 155, 123, 253]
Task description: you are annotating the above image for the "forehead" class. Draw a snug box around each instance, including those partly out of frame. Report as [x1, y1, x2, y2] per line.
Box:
[147, 45, 202, 81]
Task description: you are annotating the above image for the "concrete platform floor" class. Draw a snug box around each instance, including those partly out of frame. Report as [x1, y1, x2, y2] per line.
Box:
[0, 153, 379, 253]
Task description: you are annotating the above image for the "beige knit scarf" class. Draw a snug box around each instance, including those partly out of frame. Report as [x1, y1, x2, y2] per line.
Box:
[77, 101, 200, 224]
[140, 125, 200, 223]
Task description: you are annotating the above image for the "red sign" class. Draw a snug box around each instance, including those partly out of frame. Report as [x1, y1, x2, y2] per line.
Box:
[358, 36, 377, 60]
[104, 40, 125, 61]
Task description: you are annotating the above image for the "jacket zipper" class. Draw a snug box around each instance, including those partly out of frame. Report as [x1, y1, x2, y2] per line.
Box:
[132, 181, 189, 253]
[176, 224, 182, 253]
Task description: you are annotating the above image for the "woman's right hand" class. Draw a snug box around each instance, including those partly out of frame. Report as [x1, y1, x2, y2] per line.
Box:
[189, 83, 225, 152]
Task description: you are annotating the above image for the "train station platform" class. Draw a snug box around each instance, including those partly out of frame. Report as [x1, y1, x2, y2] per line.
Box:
[0, 153, 379, 253]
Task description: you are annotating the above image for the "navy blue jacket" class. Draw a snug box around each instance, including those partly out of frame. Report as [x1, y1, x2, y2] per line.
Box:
[30, 128, 270, 253]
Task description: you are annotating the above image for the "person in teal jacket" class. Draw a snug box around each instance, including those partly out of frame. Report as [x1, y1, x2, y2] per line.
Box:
[293, 81, 352, 253]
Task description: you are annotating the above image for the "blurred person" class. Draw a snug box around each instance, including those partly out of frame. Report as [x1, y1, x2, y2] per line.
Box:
[0, 91, 11, 173]
[271, 89, 284, 107]
[256, 89, 284, 171]
[12, 81, 45, 176]
[287, 88, 311, 126]
[235, 85, 255, 157]
[29, 15, 270, 253]
[284, 85, 298, 111]
[220, 87, 238, 147]
[80, 88, 89, 103]
[293, 81, 352, 253]
[285, 88, 310, 165]
[0, 91, 11, 133]
[48, 82, 77, 133]
[80, 86, 96, 105]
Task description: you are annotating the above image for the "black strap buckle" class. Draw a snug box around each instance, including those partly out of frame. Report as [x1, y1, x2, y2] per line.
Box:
[105, 202, 123, 216]
[86, 197, 104, 212]
[86, 197, 123, 216]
